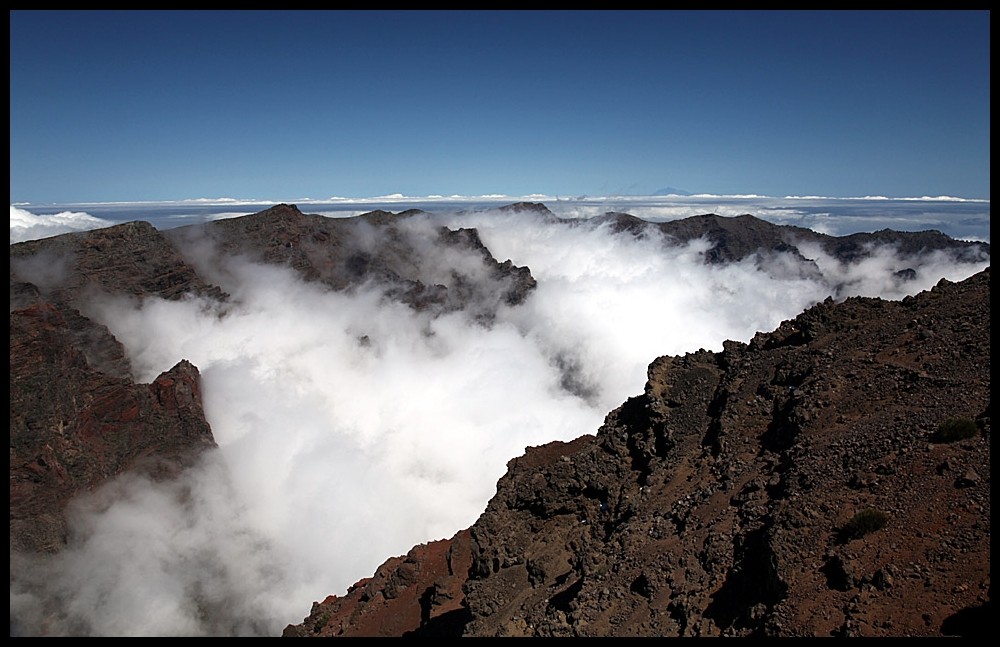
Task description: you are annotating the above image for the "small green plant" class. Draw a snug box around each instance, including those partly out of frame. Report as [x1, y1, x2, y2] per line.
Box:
[932, 418, 978, 443]
[840, 507, 888, 541]
[312, 611, 331, 634]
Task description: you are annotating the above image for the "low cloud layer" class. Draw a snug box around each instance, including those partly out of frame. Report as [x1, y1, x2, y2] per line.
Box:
[9, 206, 990, 635]
[12, 194, 991, 244]
[9, 206, 116, 244]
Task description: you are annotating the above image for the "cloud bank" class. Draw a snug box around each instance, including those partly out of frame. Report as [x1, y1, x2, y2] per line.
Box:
[9, 206, 116, 244]
[11, 193, 991, 244]
[9, 206, 990, 636]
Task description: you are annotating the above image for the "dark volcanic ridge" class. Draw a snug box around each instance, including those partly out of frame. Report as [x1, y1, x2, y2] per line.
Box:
[9, 203, 990, 637]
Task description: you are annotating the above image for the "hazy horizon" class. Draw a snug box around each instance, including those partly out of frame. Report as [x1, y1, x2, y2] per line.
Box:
[10, 192, 992, 246]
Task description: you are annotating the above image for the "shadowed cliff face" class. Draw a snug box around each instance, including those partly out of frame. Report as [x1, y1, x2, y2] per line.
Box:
[163, 203, 537, 320]
[9, 203, 990, 636]
[286, 268, 990, 638]
[9, 301, 217, 555]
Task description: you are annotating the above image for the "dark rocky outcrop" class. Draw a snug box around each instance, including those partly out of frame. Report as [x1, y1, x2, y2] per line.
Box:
[165, 203, 535, 318]
[286, 267, 990, 638]
[586, 211, 989, 289]
[9, 219, 228, 312]
[650, 213, 988, 267]
[9, 300, 216, 554]
[572, 211, 987, 293]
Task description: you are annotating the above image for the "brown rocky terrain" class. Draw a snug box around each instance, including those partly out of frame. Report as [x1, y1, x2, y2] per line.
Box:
[165, 203, 537, 319]
[285, 267, 990, 638]
[9, 300, 215, 554]
[11, 219, 226, 556]
[9, 203, 990, 637]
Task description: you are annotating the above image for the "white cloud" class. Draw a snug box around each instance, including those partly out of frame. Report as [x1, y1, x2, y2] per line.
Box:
[9, 205, 990, 636]
[10, 454, 290, 636]
[9, 206, 116, 244]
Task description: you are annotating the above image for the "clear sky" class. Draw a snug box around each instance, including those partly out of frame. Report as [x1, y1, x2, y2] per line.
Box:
[9, 10, 991, 204]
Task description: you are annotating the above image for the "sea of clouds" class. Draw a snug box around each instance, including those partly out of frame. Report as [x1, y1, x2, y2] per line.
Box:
[9, 197, 991, 635]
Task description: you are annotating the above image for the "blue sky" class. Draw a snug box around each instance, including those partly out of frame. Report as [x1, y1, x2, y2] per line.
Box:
[9, 10, 991, 204]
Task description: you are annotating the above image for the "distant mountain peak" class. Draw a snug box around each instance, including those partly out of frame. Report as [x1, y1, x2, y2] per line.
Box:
[653, 186, 693, 196]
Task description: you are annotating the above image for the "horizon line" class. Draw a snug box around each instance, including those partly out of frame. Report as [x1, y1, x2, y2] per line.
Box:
[10, 193, 991, 209]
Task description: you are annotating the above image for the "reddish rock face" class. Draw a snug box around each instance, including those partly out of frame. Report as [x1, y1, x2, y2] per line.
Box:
[10, 300, 216, 554]
[11, 220, 228, 557]
[283, 529, 474, 638]
[150, 359, 204, 411]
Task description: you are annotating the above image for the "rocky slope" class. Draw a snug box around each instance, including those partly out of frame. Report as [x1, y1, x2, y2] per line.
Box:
[285, 267, 990, 638]
[10, 219, 225, 555]
[9, 301, 215, 554]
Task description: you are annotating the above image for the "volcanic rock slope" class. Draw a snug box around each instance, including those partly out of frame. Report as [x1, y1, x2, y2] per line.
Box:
[9, 203, 990, 637]
[285, 270, 991, 637]
[10, 221, 221, 555]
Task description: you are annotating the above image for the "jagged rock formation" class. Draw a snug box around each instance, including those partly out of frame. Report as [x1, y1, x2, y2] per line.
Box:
[9, 301, 216, 554]
[165, 203, 537, 318]
[658, 213, 988, 265]
[10, 221, 226, 555]
[285, 267, 990, 638]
